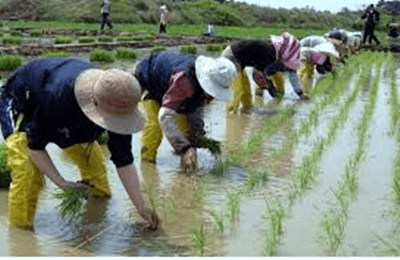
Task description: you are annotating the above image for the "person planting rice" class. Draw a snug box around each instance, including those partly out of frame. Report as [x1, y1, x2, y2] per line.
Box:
[0, 57, 160, 230]
[220, 32, 304, 110]
[130, 51, 237, 172]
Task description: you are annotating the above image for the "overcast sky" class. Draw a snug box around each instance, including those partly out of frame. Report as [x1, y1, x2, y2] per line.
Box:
[240, 0, 375, 13]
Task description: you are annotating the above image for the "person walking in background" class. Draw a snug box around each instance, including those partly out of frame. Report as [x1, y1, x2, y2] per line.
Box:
[100, 0, 113, 31]
[159, 5, 169, 34]
[207, 21, 215, 37]
[362, 4, 380, 45]
[0, 57, 160, 230]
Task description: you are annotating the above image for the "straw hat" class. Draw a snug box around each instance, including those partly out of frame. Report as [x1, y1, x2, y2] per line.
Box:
[74, 69, 145, 135]
[314, 43, 340, 59]
[195, 56, 237, 101]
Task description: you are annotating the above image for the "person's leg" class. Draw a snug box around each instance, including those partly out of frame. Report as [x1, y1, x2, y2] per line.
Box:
[100, 13, 106, 30]
[141, 99, 163, 163]
[297, 62, 314, 94]
[227, 70, 252, 113]
[104, 13, 112, 29]
[7, 132, 44, 229]
[63, 142, 111, 197]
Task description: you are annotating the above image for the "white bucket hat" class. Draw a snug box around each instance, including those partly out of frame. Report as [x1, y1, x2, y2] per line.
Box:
[74, 69, 145, 135]
[313, 43, 340, 59]
[195, 56, 237, 101]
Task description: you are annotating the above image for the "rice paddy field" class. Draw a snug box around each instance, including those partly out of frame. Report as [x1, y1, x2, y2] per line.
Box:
[0, 22, 399, 256]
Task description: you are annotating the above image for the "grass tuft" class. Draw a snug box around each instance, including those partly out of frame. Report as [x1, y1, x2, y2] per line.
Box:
[206, 44, 225, 52]
[98, 36, 113, 42]
[54, 37, 73, 44]
[180, 45, 197, 54]
[90, 48, 115, 63]
[78, 37, 95, 43]
[115, 47, 137, 60]
[0, 55, 22, 71]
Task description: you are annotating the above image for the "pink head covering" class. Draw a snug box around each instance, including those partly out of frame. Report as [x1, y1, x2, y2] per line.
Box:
[271, 33, 301, 70]
[310, 50, 326, 65]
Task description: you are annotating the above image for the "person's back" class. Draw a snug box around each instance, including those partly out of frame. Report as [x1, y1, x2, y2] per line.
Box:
[101, 0, 110, 14]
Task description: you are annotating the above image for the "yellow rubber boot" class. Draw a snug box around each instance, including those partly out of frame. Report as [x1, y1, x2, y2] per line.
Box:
[176, 115, 190, 138]
[141, 99, 163, 163]
[298, 62, 314, 94]
[227, 70, 253, 113]
[64, 142, 111, 197]
[7, 132, 44, 229]
[272, 72, 285, 98]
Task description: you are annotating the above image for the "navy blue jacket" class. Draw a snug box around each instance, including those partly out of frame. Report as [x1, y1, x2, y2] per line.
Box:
[0, 58, 133, 167]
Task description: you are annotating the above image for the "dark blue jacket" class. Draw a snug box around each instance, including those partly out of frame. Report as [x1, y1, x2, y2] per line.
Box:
[0, 58, 133, 167]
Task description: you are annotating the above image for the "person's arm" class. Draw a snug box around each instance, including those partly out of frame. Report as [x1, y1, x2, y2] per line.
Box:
[117, 164, 160, 230]
[30, 149, 87, 189]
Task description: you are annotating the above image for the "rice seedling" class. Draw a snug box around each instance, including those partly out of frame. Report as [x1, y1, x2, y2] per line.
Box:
[54, 187, 87, 220]
[98, 36, 113, 42]
[198, 136, 221, 155]
[116, 36, 134, 42]
[0, 55, 22, 71]
[78, 37, 95, 43]
[192, 225, 206, 256]
[2, 37, 22, 45]
[209, 209, 225, 232]
[115, 47, 137, 60]
[245, 167, 269, 192]
[131, 36, 151, 41]
[0, 142, 11, 189]
[10, 31, 22, 37]
[54, 37, 73, 44]
[321, 211, 346, 256]
[29, 30, 41, 37]
[150, 46, 166, 54]
[42, 51, 72, 58]
[89, 48, 115, 63]
[225, 188, 242, 221]
[265, 198, 286, 256]
[97, 131, 109, 145]
[210, 159, 229, 177]
[205, 44, 224, 52]
[189, 176, 210, 207]
[180, 45, 197, 54]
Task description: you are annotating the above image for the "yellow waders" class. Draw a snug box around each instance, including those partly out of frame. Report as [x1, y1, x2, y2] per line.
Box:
[227, 70, 253, 113]
[7, 132, 44, 229]
[297, 62, 314, 94]
[272, 72, 285, 95]
[141, 99, 190, 163]
[63, 142, 111, 197]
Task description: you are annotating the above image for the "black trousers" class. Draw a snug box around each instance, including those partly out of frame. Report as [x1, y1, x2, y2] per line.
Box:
[159, 22, 167, 34]
[363, 24, 379, 45]
[100, 13, 112, 30]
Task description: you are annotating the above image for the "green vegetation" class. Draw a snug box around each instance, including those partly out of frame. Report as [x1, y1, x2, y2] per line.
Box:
[10, 31, 22, 37]
[29, 30, 41, 37]
[226, 189, 242, 221]
[98, 36, 114, 43]
[42, 51, 72, 57]
[245, 168, 269, 192]
[0, 143, 11, 189]
[97, 131, 109, 145]
[116, 36, 135, 42]
[265, 198, 286, 256]
[209, 209, 225, 232]
[115, 47, 137, 60]
[54, 187, 87, 219]
[192, 225, 206, 256]
[206, 44, 225, 52]
[78, 37, 96, 43]
[150, 46, 167, 54]
[54, 37, 73, 44]
[90, 48, 115, 63]
[211, 159, 229, 177]
[180, 45, 197, 54]
[2, 37, 22, 45]
[0, 55, 23, 71]
[198, 136, 221, 155]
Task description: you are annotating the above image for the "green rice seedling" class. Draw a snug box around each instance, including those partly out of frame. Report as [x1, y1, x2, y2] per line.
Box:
[116, 36, 134, 42]
[131, 36, 151, 41]
[0, 142, 11, 189]
[42, 51, 72, 58]
[115, 47, 137, 60]
[245, 168, 269, 192]
[265, 198, 286, 256]
[180, 45, 197, 54]
[97, 131, 109, 145]
[321, 211, 346, 256]
[189, 176, 210, 207]
[90, 48, 115, 63]
[209, 209, 225, 232]
[150, 46, 166, 54]
[0, 55, 22, 71]
[29, 30, 41, 37]
[226, 189, 242, 221]
[192, 225, 206, 256]
[210, 159, 229, 177]
[2, 37, 22, 45]
[205, 44, 224, 52]
[198, 136, 221, 155]
[10, 31, 22, 37]
[54, 187, 87, 219]
[98, 36, 113, 42]
[54, 37, 73, 44]
[78, 37, 95, 43]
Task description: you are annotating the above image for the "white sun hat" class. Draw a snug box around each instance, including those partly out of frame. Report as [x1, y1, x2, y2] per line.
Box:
[195, 56, 237, 101]
[313, 42, 340, 59]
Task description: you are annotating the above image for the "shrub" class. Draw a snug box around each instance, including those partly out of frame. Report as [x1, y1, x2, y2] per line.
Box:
[98, 36, 113, 42]
[54, 37, 73, 44]
[43, 51, 72, 58]
[10, 31, 22, 37]
[29, 30, 41, 37]
[90, 48, 115, 63]
[2, 37, 22, 45]
[0, 55, 23, 71]
[115, 47, 137, 60]
[206, 44, 224, 52]
[180, 45, 197, 54]
[0, 143, 11, 189]
[78, 37, 95, 43]
[150, 46, 166, 54]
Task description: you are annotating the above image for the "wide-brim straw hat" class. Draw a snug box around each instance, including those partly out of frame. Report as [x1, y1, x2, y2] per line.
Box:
[195, 56, 237, 101]
[314, 43, 340, 59]
[74, 69, 145, 135]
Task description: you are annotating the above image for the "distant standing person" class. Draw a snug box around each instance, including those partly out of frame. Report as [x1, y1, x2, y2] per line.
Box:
[207, 22, 215, 37]
[361, 4, 380, 45]
[100, 0, 113, 31]
[159, 5, 169, 34]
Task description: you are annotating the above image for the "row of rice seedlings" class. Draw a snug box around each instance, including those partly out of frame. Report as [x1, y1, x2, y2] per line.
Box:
[115, 47, 137, 60]
[2, 37, 22, 45]
[0, 142, 11, 188]
[192, 224, 206, 256]
[78, 37, 96, 43]
[42, 51, 72, 58]
[98, 36, 113, 43]
[244, 167, 270, 193]
[205, 44, 225, 52]
[54, 36, 73, 44]
[180, 45, 197, 54]
[151, 46, 167, 54]
[264, 198, 286, 256]
[321, 56, 383, 255]
[0, 55, 23, 71]
[89, 48, 115, 63]
[29, 30, 41, 37]
[10, 31, 22, 37]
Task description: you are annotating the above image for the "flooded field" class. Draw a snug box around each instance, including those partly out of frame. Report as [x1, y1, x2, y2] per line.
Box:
[1, 51, 400, 256]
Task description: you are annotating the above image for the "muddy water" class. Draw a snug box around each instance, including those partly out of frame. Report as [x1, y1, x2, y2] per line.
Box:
[1, 53, 399, 256]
